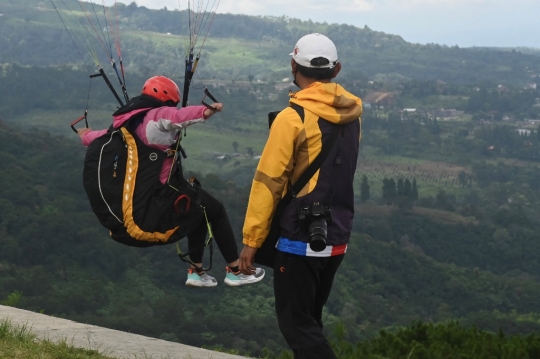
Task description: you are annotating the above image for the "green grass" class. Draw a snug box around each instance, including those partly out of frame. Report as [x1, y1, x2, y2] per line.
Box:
[202, 38, 287, 73]
[0, 319, 112, 359]
[119, 27, 290, 81]
[180, 125, 266, 175]
[0, 319, 243, 359]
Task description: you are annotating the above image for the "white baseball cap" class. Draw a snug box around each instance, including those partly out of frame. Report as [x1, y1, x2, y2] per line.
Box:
[290, 33, 338, 69]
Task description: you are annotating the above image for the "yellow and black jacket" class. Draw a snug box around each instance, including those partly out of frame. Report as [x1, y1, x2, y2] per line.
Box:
[243, 82, 362, 253]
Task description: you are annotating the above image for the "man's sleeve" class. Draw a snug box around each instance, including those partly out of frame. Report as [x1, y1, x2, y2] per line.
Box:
[242, 108, 302, 248]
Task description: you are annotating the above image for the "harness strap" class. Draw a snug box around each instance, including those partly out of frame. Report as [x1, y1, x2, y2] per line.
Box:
[174, 177, 212, 271]
[174, 195, 191, 214]
[166, 136, 188, 190]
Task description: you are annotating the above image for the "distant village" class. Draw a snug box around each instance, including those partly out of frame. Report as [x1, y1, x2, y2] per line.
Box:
[199, 76, 540, 161]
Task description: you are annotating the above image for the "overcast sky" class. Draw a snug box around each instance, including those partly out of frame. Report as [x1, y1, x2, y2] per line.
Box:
[103, 0, 539, 48]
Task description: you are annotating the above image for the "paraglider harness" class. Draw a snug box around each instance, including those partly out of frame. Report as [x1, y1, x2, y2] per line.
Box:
[81, 95, 214, 270]
[54, 0, 222, 272]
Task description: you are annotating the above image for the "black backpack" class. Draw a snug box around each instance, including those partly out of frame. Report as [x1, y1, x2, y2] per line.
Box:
[82, 96, 203, 247]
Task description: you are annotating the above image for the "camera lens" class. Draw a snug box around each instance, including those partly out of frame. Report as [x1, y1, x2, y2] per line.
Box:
[308, 219, 327, 252]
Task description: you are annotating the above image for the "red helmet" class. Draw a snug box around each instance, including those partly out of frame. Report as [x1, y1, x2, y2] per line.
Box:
[142, 76, 181, 104]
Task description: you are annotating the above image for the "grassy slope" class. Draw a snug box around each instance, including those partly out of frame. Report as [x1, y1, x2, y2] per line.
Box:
[0, 319, 112, 359]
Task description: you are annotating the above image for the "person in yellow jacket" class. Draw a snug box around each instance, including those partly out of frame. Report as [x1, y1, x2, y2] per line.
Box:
[239, 33, 362, 359]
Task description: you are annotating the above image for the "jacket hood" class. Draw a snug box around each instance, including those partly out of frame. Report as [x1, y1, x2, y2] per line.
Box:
[289, 82, 362, 125]
[113, 108, 151, 128]
[112, 94, 169, 128]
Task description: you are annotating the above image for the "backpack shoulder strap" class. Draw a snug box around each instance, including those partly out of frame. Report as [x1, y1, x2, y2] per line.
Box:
[289, 111, 339, 197]
[267, 102, 306, 129]
[276, 104, 340, 209]
[289, 103, 305, 123]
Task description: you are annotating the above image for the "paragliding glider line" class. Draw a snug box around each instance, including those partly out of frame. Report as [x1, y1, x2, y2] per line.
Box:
[52, 0, 220, 131]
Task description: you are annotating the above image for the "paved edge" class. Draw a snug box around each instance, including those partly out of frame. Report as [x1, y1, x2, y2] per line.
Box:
[0, 305, 249, 359]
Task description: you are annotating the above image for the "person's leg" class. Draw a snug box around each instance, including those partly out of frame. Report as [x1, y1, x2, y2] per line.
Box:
[188, 187, 264, 286]
[274, 251, 343, 359]
[187, 218, 207, 265]
[313, 255, 344, 328]
[196, 187, 239, 264]
[185, 219, 218, 287]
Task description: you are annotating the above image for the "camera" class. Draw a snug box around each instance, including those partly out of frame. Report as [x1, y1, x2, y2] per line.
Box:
[298, 202, 332, 252]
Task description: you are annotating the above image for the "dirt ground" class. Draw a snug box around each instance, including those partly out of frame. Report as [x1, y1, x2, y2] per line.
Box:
[0, 305, 248, 359]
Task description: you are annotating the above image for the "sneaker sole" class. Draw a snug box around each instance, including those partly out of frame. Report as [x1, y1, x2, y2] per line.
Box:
[224, 272, 265, 287]
[186, 279, 218, 287]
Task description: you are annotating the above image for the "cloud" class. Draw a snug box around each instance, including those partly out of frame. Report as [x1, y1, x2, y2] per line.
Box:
[122, 0, 376, 15]
[217, 0, 266, 15]
[336, 0, 375, 12]
[90, 0, 540, 47]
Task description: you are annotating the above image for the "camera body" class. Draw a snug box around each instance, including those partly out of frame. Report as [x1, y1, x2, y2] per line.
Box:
[298, 202, 332, 252]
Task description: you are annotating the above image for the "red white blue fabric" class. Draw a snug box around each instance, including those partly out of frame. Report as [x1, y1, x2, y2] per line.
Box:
[276, 237, 347, 257]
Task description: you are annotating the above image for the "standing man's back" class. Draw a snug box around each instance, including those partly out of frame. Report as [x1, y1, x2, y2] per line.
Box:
[240, 33, 362, 358]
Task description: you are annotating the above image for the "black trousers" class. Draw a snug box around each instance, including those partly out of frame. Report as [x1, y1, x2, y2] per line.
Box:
[273, 250, 344, 359]
[187, 187, 239, 264]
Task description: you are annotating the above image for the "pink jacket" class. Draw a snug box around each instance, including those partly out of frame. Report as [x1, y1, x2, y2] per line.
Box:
[81, 105, 208, 183]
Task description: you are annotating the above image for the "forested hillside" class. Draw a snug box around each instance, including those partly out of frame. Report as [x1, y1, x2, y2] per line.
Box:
[2, 1, 540, 358]
[2, 114, 540, 357]
[1, 1, 539, 85]
[0, 115, 540, 355]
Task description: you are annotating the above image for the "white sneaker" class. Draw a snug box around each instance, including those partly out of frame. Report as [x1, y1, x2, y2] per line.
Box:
[185, 268, 218, 287]
[223, 267, 265, 287]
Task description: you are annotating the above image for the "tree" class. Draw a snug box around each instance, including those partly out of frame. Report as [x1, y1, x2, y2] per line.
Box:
[382, 178, 396, 205]
[431, 118, 441, 135]
[403, 178, 412, 198]
[436, 189, 455, 211]
[412, 178, 419, 201]
[388, 178, 396, 201]
[397, 178, 405, 197]
[395, 178, 413, 211]
[232, 141, 239, 153]
[245, 147, 254, 158]
[360, 175, 370, 203]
